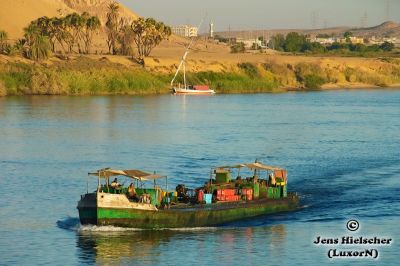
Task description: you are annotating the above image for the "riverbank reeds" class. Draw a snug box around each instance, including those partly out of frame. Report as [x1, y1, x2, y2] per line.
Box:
[0, 56, 399, 96]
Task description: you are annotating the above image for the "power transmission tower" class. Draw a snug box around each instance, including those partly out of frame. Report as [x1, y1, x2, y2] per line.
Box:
[228, 24, 231, 45]
[311, 11, 318, 29]
[361, 12, 368, 28]
[386, 0, 391, 21]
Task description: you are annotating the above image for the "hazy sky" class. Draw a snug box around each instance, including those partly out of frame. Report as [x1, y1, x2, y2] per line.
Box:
[119, 0, 399, 32]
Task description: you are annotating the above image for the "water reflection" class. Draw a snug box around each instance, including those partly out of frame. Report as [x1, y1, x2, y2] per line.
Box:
[76, 224, 287, 265]
[77, 229, 177, 265]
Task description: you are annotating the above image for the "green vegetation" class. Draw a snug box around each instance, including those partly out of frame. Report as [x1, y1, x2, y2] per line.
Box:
[25, 12, 101, 56]
[380, 41, 395, 52]
[284, 32, 308, 53]
[82, 13, 102, 54]
[268, 34, 285, 51]
[106, 2, 171, 64]
[303, 75, 326, 89]
[23, 24, 51, 61]
[344, 31, 353, 42]
[269, 32, 398, 56]
[131, 17, 172, 64]
[0, 30, 8, 54]
[1, 1, 170, 64]
[238, 63, 261, 78]
[105, 2, 120, 55]
[294, 63, 327, 89]
[186, 70, 279, 93]
[0, 58, 168, 96]
[230, 42, 245, 53]
[0, 59, 281, 96]
[1, 57, 399, 96]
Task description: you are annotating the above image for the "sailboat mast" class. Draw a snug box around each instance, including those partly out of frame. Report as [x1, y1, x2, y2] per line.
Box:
[170, 16, 206, 88]
[183, 61, 187, 89]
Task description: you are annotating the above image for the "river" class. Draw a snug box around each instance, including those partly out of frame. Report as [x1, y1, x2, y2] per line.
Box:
[0, 90, 399, 265]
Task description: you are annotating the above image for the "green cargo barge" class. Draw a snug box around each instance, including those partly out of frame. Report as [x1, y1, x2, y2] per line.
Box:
[77, 162, 299, 229]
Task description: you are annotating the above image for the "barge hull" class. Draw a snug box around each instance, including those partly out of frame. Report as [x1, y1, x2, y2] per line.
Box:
[95, 198, 298, 229]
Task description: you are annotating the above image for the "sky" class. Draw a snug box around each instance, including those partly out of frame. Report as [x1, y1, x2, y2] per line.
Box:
[119, 0, 400, 32]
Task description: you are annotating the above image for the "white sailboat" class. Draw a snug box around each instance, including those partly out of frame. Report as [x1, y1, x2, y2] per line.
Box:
[170, 19, 215, 95]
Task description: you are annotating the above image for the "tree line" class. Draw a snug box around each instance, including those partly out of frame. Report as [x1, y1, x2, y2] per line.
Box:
[0, 2, 171, 63]
[104, 2, 171, 65]
[1, 12, 101, 61]
[269, 32, 395, 54]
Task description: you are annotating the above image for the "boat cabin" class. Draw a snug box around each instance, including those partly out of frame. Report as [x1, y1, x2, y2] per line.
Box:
[85, 161, 289, 210]
[87, 168, 171, 208]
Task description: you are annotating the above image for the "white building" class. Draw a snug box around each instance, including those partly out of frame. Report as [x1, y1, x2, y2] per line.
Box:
[369, 36, 397, 44]
[236, 38, 263, 49]
[311, 37, 336, 45]
[209, 21, 214, 38]
[171, 25, 198, 37]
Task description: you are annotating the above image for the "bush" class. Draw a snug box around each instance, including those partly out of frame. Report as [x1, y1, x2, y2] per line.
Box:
[304, 75, 325, 89]
[230, 42, 245, 53]
[380, 41, 395, 52]
[238, 63, 260, 78]
[263, 62, 297, 87]
[344, 67, 356, 82]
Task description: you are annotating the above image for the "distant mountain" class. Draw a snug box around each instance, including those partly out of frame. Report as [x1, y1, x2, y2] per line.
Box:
[215, 21, 400, 40]
[350, 21, 400, 38]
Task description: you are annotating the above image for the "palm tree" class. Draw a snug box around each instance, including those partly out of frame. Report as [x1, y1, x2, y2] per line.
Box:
[83, 15, 101, 54]
[46, 17, 59, 52]
[30, 35, 51, 61]
[53, 17, 68, 54]
[24, 24, 50, 61]
[118, 24, 135, 56]
[106, 2, 120, 54]
[0, 29, 8, 54]
[34, 16, 58, 52]
[12, 39, 26, 56]
[64, 13, 85, 53]
[24, 23, 40, 47]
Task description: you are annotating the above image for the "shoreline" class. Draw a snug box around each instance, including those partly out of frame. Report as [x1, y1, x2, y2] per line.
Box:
[2, 85, 399, 98]
[1, 55, 400, 97]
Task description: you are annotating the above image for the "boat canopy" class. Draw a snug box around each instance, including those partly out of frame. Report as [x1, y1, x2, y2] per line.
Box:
[88, 168, 165, 181]
[215, 162, 283, 171]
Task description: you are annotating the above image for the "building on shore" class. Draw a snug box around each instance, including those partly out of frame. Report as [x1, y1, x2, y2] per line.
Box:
[171, 25, 198, 37]
[209, 21, 214, 38]
[310, 37, 336, 45]
[236, 38, 263, 49]
[369, 36, 397, 45]
[311, 35, 398, 45]
[310, 36, 365, 45]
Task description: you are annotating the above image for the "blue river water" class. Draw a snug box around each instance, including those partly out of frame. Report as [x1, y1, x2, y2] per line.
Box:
[0, 90, 399, 265]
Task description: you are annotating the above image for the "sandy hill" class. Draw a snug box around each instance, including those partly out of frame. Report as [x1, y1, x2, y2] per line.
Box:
[62, 0, 138, 24]
[0, 0, 73, 40]
[0, 0, 219, 56]
[0, 0, 138, 40]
